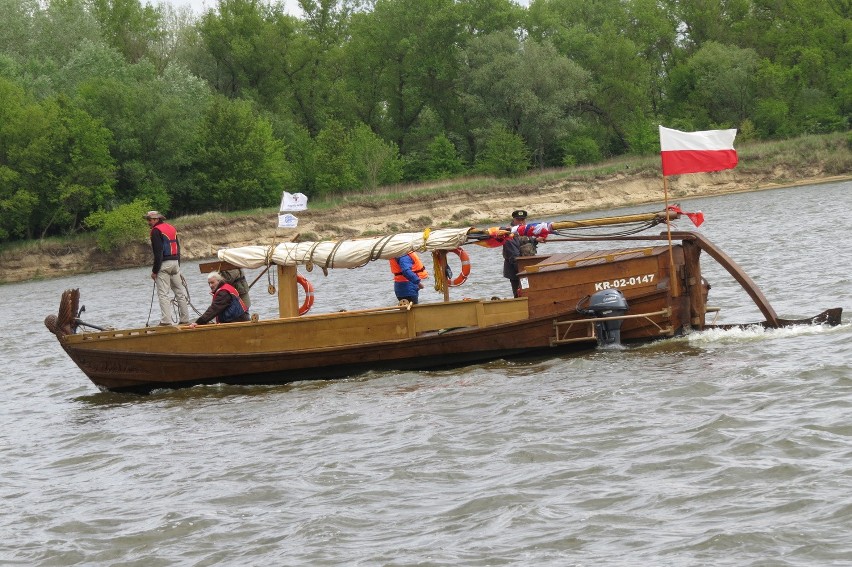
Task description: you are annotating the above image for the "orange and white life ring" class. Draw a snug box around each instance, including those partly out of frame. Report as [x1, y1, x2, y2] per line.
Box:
[447, 248, 471, 287]
[297, 274, 315, 315]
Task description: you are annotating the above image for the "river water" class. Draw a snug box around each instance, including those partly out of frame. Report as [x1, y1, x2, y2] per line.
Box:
[2, 181, 851, 566]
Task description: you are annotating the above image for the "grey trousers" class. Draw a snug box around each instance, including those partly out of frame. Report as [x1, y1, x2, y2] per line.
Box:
[156, 260, 189, 324]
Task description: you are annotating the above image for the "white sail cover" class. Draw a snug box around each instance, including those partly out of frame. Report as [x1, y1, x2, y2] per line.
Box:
[218, 228, 472, 270]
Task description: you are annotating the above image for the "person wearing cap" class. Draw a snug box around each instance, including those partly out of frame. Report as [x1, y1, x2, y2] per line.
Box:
[145, 211, 190, 326]
[502, 209, 539, 297]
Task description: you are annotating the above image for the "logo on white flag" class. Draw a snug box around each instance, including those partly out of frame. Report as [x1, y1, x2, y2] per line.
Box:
[280, 191, 308, 212]
[278, 214, 299, 228]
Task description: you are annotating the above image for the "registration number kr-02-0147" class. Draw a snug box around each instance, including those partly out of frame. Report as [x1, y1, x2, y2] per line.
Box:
[593, 273, 655, 291]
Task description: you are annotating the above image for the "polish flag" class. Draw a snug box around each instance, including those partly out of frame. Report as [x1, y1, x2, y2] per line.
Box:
[659, 126, 738, 176]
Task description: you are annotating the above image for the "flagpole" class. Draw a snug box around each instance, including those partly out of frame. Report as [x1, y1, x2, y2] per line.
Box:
[663, 175, 679, 296]
[659, 125, 739, 297]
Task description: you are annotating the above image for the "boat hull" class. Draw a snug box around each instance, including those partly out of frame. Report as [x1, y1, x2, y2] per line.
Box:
[46, 231, 843, 393]
[59, 311, 596, 393]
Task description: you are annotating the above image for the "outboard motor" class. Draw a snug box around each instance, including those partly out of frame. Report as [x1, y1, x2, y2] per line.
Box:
[577, 289, 629, 346]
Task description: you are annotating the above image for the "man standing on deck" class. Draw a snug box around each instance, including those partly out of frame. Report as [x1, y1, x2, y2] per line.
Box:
[502, 209, 540, 298]
[145, 210, 190, 326]
[389, 252, 429, 304]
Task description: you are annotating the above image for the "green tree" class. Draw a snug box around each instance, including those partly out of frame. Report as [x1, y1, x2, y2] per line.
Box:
[282, 0, 351, 135]
[280, 122, 319, 198]
[193, 96, 290, 211]
[34, 96, 117, 237]
[425, 133, 465, 179]
[28, 0, 104, 66]
[667, 41, 759, 129]
[89, 0, 165, 63]
[458, 31, 590, 169]
[72, 48, 212, 213]
[727, 0, 851, 135]
[662, 0, 750, 49]
[476, 125, 529, 176]
[84, 198, 151, 251]
[0, 79, 115, 239]
[753, 98, 791, 138]
[313, 120, 357, 196]
[348, 123, 402, 190]
[561, 135, 602, 166]
[0, 78, 37, 240]
[343, 0, 461, 153]
[0, 0, 38, 62]
[197, 0, 307, 114]
[527, 0, 654, 155]
[457, 0, 524, 36]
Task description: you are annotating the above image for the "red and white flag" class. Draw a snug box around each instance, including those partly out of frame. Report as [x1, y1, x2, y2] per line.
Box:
[659, 126, 738, 176]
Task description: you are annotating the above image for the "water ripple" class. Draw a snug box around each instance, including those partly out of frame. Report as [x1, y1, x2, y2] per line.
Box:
[3, 182, 852, 565]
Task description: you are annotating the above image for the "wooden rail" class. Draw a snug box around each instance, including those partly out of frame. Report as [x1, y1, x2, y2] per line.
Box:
[551, 308, 672, 345]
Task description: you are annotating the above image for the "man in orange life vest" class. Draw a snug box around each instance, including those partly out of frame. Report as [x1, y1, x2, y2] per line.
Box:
[389, 252, 429, 304]
[145, 210, 190, 326]
[189, 271, 250, 328]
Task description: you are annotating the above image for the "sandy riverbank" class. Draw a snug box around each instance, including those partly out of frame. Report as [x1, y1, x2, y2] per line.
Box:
[3, 167, 850, 284]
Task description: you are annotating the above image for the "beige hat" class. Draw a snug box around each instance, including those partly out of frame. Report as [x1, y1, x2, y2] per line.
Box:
[144, 210, 165, 220]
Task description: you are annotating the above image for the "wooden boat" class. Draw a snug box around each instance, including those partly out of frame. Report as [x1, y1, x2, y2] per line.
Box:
[45, 209, 842, 393]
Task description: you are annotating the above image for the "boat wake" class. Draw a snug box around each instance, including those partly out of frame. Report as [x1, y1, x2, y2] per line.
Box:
[686, 321, 849, 345]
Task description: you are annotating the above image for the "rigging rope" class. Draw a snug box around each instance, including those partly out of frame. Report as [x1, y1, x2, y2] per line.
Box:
[146, 274, 203, 327]
[548, 218, 663, 239]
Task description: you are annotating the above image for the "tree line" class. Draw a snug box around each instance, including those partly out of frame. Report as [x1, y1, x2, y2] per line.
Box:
[0, 0, 849, 246]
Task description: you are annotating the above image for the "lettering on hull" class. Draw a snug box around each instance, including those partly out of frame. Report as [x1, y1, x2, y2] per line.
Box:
[81, 359, 137, 376]
[594, 273, 655, 291]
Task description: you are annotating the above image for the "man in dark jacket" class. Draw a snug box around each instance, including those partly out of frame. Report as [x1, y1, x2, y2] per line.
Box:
[145, 210, 190, 326]
[502, 209, 539, 298]
[189, 271, 251, 327]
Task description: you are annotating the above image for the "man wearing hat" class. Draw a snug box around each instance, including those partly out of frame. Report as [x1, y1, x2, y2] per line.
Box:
[145, 211, 190, 326]
[502, 209, 538, 297]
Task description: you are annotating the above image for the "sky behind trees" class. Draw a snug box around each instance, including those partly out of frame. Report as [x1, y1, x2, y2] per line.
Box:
[163, 0, 303, 15]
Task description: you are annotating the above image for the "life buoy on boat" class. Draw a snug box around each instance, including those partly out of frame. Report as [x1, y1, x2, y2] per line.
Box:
[447, 248, 471, 287]
[297, 274, 314, 315]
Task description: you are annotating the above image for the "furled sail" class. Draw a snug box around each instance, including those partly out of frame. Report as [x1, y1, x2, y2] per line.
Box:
[218, 227, 472, 270]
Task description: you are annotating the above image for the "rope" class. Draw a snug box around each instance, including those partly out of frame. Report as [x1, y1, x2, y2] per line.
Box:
[368, 235, 396, 264]
[145, 281, 156, 327]
[324, 240, 345, 271]
[147, 274, 203, 327]
[267, 263, 276, 294]
[431, 250, 447, 293]
[180, 273, 204, 317]
[550, 218, 661, 239]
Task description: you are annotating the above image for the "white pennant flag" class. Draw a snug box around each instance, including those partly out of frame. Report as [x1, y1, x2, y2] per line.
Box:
[278, 213, 299, 228]
[280, 191, 308, 212]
